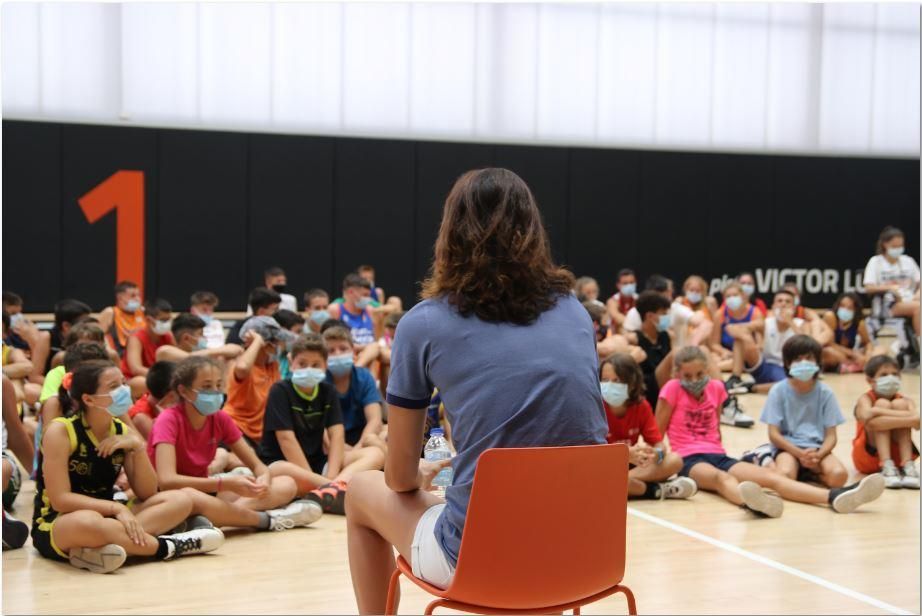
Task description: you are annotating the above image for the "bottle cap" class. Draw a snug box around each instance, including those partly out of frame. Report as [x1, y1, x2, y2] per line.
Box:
[431, 428, 444, 436]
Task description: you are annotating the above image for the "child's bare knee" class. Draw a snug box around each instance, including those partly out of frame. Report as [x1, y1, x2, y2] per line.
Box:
[826, 468, 848, 488]
[874, 398, 893, 409]
[891, 399, 910, 411]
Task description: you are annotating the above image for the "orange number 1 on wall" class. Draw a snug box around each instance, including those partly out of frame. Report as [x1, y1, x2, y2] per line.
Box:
[78, 171, 146, 298]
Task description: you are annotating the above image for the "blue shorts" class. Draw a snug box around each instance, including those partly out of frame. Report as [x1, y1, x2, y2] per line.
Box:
[680, 453, 741, 477]
[748, 359, 786, 384]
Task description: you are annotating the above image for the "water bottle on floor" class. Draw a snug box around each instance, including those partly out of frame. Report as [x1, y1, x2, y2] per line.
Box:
[424, 428, 453, 499]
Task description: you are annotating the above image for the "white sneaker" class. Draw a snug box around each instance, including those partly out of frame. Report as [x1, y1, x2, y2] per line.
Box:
[900, 463, 920, 489]
[267, 500, 323, 531]
[69, 544, 127, 574]
[830, 474, 885, 513]
[720, 397, 755, 428]
[661, 477, 697, 499]
[211, 466, 254, 479]
[881, 460, 902, 489]
[160, 527, 225, 559]
[739, 481, 783, 518]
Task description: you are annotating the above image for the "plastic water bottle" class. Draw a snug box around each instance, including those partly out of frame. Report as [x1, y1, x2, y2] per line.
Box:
[424, 428, 453, 499]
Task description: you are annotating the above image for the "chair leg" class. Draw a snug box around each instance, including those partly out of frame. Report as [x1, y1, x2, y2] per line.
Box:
[573, 607, 580, 615]
[616, 585, 637, 615]
[385, 568, 402, 615]
[424, 599, 446, 615]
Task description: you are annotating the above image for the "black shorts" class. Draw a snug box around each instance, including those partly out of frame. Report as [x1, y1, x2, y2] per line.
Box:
[680, 453, 741, 477]
[31, 519, 67, 562]
[345, 427, 363, 447]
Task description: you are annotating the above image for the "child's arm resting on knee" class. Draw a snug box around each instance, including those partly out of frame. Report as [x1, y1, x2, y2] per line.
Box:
[326, 424, 345, 478]
[768, 424, 807, 460]
[155, 442, 222, 493]
[43, 423, 124, 516]
[815, 426, 838, 460]
[111, 432, 158, 501]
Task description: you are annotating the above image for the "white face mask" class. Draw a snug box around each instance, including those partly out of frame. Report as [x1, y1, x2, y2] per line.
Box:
[874, 374, 901, 396]
[153, 319, 172, 336]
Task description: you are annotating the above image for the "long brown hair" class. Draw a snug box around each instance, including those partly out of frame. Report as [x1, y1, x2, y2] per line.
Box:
[421, 168, 574, 324]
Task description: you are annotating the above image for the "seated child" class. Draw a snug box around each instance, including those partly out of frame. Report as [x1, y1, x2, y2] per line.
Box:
[3, 375, 34, 545]
[583, 301, 646, 364]
[155, 313, 243, 364]
[575, 276, 605, 309]
[328, 274, 377, 352]
[128, 361, 177, 441]
[633, 291, 675, 409]
[322, 326, 385, 451]
[600, 354, 694, 499]
[821, 293, 880, 373]
[853, 355, 920, 489]
[736, 272, 768, 317]
[189, 291, 225, 349]
[606, 268, 637, 332]
[227, 288, 282, 345]
[149, 356, 321, 531]
[273, 310, 305, 380]
[33, 360, 224, 573]
[260, 335, 385, 513]
[98, 280, 146, 358]
[758, 335, 848, 487]
[121, 298, 174, 400]
[656, 346, 885, 517]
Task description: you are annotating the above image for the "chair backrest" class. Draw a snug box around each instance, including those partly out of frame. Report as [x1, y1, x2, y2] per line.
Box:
[448, 444, 628, 609]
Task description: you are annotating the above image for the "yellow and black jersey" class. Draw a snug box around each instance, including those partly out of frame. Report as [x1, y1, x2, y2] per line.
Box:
[32, 414, 128, 528]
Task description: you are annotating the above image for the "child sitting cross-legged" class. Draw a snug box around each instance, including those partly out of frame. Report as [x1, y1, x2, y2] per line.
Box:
[656, 346, 885, 517]
[260, 334, 385, 514]
[853, 355, 920, 489]
[600, 353, 695, 500]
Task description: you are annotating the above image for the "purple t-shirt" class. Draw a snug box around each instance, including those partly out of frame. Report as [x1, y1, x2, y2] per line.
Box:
[386, 294, 607, 567]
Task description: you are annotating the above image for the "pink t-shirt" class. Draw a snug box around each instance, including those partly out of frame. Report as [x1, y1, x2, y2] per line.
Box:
[147, 404, 242, 478]
[658, 379, 728, 458]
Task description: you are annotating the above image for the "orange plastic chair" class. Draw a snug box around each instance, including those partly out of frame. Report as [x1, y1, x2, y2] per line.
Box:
[385, 443, 636, 615]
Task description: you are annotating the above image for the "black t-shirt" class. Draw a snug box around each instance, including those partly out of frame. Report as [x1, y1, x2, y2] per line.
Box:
[637, 330, 671, 409]
[260, 380, 343, 468]
[226, 317, 250, 345]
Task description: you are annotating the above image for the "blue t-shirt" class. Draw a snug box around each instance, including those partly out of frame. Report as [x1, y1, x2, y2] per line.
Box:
[325, 366, 381, 435]
[759, 379, 845, 449]
[386, 294, 607, 567]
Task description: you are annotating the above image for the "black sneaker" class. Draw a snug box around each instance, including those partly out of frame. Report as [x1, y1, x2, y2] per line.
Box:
[720, 396, 755, 428]
[741, 443, 774, 467]
[724, 376, 752, 395]
[2, 510, 29, 550]
[829, 474, 886, 513]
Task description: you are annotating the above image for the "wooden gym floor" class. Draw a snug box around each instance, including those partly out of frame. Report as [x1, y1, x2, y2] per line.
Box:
[3, 371, 919, 615]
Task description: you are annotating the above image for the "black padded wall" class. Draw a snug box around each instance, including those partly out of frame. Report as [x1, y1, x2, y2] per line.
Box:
[2, 119, 919, 312]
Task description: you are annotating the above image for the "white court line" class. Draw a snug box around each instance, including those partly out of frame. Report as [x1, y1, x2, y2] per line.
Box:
[627, 507, 915, 616]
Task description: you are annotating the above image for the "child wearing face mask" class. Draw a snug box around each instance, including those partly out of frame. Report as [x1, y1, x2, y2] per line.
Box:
[821, 293, 878, 373]
[757, 336, 848, 488]
[606, 269, 638, 333]
[148, 356, 322, 533]
[127, 361, 177, 441]
[322, 326, 385, 452]
[736, 272, 768, 317]
[656, 347, 885, 518]
[224, 317, 297, 448]
[328, 274, 377, 352]
[156, 313, 244, 365]
[98, 280, 146, 359]
[304, 289, 332, 334]
[600, 354, 694, 500]
[863, 226, 921, 339]
[634, 292, 676, 410]
[120, 299, 174, 402]
[190, 291, 225, 350]
[260, 335, 384, 514]
[853, 355, 920, 489]
[32, 360, 225, 573]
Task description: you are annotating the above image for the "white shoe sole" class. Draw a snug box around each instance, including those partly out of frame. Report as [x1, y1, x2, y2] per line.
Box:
[69, 544, 127, 574]
[832, 474, 886, 513]
[290, 500, 323, 526]
[720, 414, 755, 428]
[740, 481, 784, 518]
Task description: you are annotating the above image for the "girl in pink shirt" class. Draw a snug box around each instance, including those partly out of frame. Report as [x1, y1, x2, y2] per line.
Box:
[655, 347, 885, 517]
[149, 356, 322, 532]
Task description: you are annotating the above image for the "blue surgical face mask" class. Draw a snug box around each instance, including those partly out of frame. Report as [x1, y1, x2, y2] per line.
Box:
[355, 297, 372, 310]
[686, 291, 702, 305]
[292, 367, 327, 391]
[874, 374, 901, 396]
[836, 307, 854, 323]
[789, 360, 819, 382]
[726, 295, 744, 311]
[656, 313, 671, 332]
[191, 390, 223, 416]
[310, 310, 330, 326]
[124, 299, 141, 313]
[887, 246, 905, 259]
[99, 385, 132, 417]
[600, 381, 629, 407]
[195, 337, 207, 351]
[740, 284, 755, 298]
[620, 283, 636, 298]
[328, 353, 354, 377]
[198, 313, 214, 325]
[8, 313, 24, 329]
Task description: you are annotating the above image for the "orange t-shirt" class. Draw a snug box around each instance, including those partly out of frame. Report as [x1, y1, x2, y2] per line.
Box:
[223, 361, 281, 441]
[108, 306, 147, 353]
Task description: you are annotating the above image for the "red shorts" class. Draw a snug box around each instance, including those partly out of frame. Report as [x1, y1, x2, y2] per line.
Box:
[852, 428, 919, 474]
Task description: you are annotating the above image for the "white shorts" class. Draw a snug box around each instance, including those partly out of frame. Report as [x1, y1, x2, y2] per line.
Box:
[411, 504, 455, 589]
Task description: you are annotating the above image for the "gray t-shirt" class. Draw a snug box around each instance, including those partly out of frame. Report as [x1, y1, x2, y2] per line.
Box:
[759, 379, 845, 449]
[386, 293, 607, 566]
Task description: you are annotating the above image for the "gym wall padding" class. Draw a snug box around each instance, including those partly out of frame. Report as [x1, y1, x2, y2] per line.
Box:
[2, 119, 919, 312]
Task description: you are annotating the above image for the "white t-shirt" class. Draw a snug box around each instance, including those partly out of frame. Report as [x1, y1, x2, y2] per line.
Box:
[202, 319, 226, 349]
[245, 292, 298, 316]
[863, 255, 920, 302]
[762, 316, 805, 367]
[624, 301, 695, 346]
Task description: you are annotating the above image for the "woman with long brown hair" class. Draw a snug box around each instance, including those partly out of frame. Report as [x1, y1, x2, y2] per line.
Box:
[345, 168, 607, 613]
